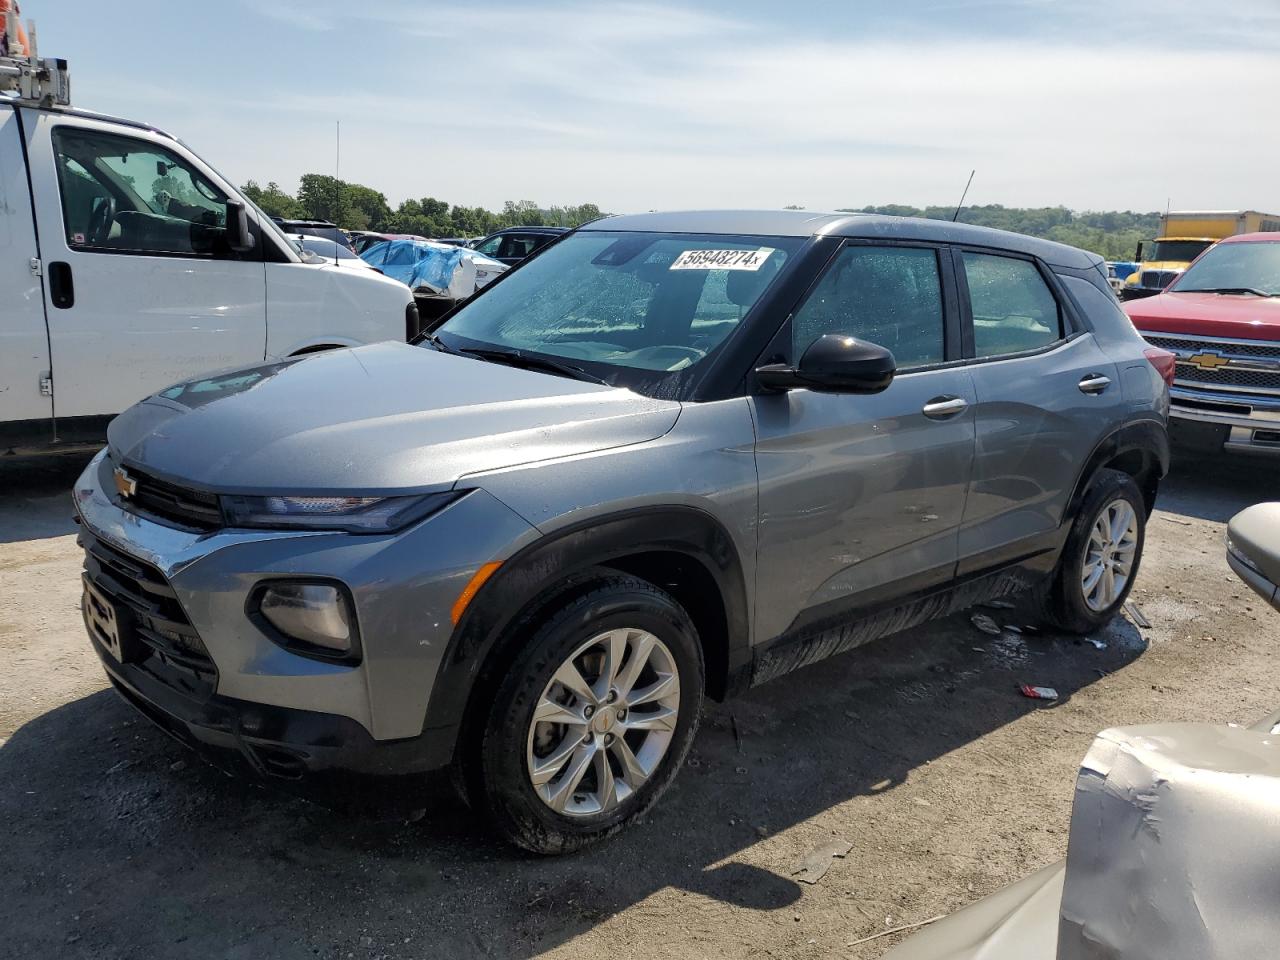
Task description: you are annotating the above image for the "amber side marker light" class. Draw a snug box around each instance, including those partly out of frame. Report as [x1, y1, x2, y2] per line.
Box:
[452, 561, 502, 625]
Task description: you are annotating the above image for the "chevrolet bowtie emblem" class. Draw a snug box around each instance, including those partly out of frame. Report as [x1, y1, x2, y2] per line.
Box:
[1186, 351, 1230, 371]
[113, 466, 138, 499]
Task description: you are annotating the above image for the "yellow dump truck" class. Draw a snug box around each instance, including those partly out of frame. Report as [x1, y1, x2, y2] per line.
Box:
[1120, 210, 1280, 301]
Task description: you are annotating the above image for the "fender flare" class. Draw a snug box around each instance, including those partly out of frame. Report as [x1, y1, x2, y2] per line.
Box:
[421, 505, 751, 741]
[1064, 418, 1170, 524]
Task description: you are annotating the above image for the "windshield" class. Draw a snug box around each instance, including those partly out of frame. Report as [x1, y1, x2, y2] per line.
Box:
[434, 231, 800, 383]
[1172, 241, 1280, 296]
[1144, 239, 1213, 263]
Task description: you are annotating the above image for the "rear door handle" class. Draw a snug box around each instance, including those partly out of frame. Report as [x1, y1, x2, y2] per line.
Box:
[1078, 374, 1111, 395]
[922, 396, 969, 419]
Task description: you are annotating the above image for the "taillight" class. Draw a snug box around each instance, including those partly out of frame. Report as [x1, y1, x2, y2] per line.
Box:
[1144, 346, 1176, 387]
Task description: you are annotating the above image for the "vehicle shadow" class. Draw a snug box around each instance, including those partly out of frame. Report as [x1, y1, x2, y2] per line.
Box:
[0, 604, 1142, 959]
[1157, 442, 1280, 523]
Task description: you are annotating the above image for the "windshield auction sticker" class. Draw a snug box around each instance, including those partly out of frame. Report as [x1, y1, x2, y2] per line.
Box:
[669, 248, 775, 271]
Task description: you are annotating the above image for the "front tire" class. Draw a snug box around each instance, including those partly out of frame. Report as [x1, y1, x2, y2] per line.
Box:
[476, 575, 704, 854]
[1041, 468, 1146, 634]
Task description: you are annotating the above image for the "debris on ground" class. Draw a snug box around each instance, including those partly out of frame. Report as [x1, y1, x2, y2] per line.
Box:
[1019, 684, 1060, 701]
[1086, 638, 1107, 650]
[1162, 516, 1193, 526]
[1124, 601, 1151, 629]
[1003, 625, 1024, 635]
[981, 600, 1016, 610]
[846, 915, 944, 947]
[971, 613, 1003, 636]
[790, 839, 853, 884]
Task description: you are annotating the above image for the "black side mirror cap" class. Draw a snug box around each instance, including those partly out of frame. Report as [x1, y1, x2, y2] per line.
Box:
[755, 334, 896, 394]
[225, 199, 255, 253]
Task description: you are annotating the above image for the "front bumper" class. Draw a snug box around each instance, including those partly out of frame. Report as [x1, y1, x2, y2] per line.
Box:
[73, 448, 539, 775]
[1167, 385, 1280, 454]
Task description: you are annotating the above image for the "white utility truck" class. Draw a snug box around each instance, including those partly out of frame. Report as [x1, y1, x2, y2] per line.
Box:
[1, 23, 417, 455]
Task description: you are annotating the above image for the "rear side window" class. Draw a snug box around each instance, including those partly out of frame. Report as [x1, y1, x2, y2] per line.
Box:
[961, 252, 1062, 357]
[791, 245, 945, 368]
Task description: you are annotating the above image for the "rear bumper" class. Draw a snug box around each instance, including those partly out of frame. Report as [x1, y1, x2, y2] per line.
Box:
[1168, 386, 1280, 454]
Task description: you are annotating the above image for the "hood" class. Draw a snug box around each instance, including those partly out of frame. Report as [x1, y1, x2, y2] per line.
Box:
[107, 342, 680, 494]
[1124, 290, 1280, 341]
[881, 862, 1063, 960]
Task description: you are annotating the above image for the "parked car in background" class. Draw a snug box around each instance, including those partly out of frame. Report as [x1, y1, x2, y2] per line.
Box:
[1121, 210, 1280, 301]
[272, 218, 353, 250]
[1105, 260, 1138, 292]
[348, 230, 391, 254]
[1125, 233, 1280, 455]
[432, 237, 471, 247]
[286, 234, 384, 272]
[0, 46, 416, 456]
[472, 225, 568, 265]
[75, 210, 1168, 853]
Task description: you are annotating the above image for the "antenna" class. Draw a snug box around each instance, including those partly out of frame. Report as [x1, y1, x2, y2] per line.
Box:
[952, 170, 975, 222]
[334, 120, 340, 265]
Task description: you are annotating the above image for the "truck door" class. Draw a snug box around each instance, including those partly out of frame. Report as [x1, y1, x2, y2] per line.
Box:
[0, 106, 53, 439]
[21, 109, 266, 420]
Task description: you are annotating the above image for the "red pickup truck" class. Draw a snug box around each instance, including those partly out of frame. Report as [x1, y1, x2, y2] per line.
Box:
[1124, 233, 1280, 455]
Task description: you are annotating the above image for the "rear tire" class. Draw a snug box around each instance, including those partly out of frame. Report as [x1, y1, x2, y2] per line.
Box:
[475, 575, 703, 854]
[1040, 468, 1146, 634]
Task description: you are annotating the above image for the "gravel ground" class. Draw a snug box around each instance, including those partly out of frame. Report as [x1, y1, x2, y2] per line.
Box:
[2, 447, 1278, 960]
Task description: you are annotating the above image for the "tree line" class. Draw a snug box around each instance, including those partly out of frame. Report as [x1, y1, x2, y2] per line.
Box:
[242, 177, 1162, 259]
[841, 204, 1161, 261]
[241, 175, 603, 238]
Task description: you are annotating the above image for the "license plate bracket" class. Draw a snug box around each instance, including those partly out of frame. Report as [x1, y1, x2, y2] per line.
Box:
[83, 577, 143, 664]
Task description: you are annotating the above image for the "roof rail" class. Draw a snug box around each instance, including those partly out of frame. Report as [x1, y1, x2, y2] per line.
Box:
[1, 8, 70, 107]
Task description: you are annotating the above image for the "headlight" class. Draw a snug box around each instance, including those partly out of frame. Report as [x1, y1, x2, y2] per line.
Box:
[221, 491, 458, 533]
[253, 581, 359, 661]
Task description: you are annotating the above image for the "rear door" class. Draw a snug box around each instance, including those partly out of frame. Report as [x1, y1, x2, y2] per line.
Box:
[22, 110, 267, 419]
[953, 248, 1126, 573]
[0, 106, 53, 432]
[751, 241, 977, 642]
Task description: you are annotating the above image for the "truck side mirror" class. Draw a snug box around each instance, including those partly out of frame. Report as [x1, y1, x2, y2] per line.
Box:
[1134, 242, 1143, 262]
[225, 199, 254, 253]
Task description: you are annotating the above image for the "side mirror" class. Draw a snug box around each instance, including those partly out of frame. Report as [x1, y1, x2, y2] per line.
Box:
[225, 199, 254, 253]
[756, 334, 896, 394]
[1134, 242, 1143, 262]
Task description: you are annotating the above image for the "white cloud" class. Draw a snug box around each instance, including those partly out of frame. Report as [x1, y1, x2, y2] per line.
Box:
[96, 1, 1280, 213]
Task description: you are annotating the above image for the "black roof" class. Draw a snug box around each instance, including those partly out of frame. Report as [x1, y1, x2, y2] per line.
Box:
[580, 210, 1100, 269]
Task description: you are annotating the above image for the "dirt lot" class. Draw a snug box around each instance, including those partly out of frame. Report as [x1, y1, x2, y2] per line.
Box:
[2, 448, 1279, 960]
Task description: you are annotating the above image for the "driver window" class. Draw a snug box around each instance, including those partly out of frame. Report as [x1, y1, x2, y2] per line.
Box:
[52, 127, 237, 258]
[791, 245, 945, 368]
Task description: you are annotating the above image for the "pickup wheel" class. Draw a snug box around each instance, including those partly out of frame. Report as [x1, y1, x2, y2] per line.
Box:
[1041, 468, 1146, 634]
[475, 575, 703, 854]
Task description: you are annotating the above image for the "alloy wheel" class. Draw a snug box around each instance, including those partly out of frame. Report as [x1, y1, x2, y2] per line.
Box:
[1080, 498, 1139, 612]
[525, 627, 680, 817]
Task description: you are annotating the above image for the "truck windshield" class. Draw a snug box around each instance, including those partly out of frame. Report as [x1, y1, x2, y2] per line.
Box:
[432, 231, 801, 386]
[1173, 242, 1280, 296]
[1144, 240, 1213, 263]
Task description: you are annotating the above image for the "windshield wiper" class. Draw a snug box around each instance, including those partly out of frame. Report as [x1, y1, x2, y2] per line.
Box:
[1179, 286, 1278, 297]
[458, 347, 606, 384]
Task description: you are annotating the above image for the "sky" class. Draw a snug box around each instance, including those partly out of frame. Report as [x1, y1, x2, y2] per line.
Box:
[32, 0, 1280, 215]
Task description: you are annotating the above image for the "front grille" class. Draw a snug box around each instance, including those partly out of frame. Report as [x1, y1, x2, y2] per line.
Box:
[1139, 270, 1178, 289]
[1174, 363, 1280, 394]
[81, 531, 216, 698]
[1145, 335, 1280, 361]
[124, 467, 222, 530]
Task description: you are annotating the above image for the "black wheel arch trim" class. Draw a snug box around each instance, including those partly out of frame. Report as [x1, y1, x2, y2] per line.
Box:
[1064, 418, 1169, 524]
[421, 505, 751, 746]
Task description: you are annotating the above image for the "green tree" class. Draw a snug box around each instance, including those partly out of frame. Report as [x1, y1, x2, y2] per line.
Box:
[240, 180, 303, 219]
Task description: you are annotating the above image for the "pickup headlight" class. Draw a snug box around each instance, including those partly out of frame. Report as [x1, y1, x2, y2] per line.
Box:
[221, 491, 459, 533]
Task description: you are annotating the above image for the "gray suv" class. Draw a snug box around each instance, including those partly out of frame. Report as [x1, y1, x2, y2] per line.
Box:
[74, 211, 1171, 853]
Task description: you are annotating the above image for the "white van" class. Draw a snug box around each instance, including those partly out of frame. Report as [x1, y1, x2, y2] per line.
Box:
[1, 50, 416, 455]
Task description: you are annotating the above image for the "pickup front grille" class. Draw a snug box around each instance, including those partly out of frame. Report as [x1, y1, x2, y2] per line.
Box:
[1139, 269, 1179, 289]
[1145, 335, 1280, 361]
[1174, 363, 1280, 393]
[122, 467, 223, 531]
[81, 530, 216, 699]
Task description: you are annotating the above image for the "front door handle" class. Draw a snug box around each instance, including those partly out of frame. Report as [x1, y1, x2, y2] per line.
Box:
[922, 396, 969, 419]
[49, 261, 74, 309]
[1078, 374, 1112, 395]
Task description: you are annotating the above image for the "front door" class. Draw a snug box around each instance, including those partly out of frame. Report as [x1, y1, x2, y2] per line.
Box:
[23, 110, 267, 420]
[751, 242, 976, 642]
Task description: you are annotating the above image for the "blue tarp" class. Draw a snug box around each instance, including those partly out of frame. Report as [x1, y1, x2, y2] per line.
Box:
[361, 239, 477, 295]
